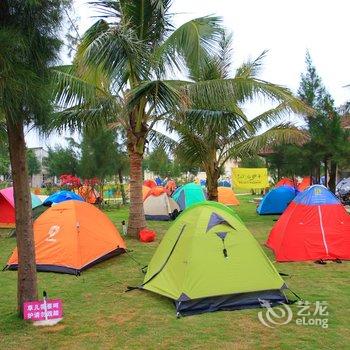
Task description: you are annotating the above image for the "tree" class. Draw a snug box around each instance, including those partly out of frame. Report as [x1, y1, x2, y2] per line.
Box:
[79, 128, 119, 181]
[240, 155, 265, 169]
[265, 144, 315, 181]
[0, 0, 71, 315]
[53, 0, 221, 237]
[44, 141, 79, 178]
[168, 34, 308, 201]
[79, 127, 128, 202]
[297, 52, 350, 191]
[27, 149, 41, 182]
[143, 146, 172, 178]
[0, 139, 10, 179]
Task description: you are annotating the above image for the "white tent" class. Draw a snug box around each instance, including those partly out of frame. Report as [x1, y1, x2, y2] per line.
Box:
[336, 178, 350, 195]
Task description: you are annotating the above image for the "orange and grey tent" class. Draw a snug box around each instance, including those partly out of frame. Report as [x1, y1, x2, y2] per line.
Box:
[144, 179, 157, 188]
[142, 185, 151, 201]
[218, 187, 239, 206]
[6, 200, 126, 274]
[144, 186, 179, 220]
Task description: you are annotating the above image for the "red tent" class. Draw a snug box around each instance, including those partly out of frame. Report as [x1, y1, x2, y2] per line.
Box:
[266, 185, 350, 262]
[275, 178, 296, 188]
[297, 176, 312, 191]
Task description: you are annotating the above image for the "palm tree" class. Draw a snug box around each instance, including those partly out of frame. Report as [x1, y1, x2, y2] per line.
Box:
[0, 0, 70, 315]
[53, 0, 221, 237]
[164, 33, 309, 201]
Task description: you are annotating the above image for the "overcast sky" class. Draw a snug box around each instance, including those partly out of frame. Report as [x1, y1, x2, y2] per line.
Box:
[27, 0, 350, 148]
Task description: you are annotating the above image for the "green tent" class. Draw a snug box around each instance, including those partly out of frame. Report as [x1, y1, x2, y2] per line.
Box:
[141, 202, 290, 316]
[171, 183, 206, 211]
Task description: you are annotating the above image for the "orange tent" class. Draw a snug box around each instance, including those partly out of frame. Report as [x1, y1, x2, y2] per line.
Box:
[218, 187, 239, 206]
[6, 201, 126, 275]
[143, 179, 157, 188]
[297, 177, 311, 191]
[77, 186, 100, 204]
[165, 180, 176, 194]
[142, 185, 151, 201]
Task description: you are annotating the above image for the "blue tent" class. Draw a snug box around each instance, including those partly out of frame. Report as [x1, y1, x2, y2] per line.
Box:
[43, 190, 84, 206]
[155, 177, 163, 186]
[200, 179, 206, 186]
[257, 185, 297, 215]
[293, 185, 340, 205]
[218, 180, 231, 187]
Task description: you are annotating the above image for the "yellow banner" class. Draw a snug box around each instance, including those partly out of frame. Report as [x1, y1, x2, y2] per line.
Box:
[232, 168, 269, 189]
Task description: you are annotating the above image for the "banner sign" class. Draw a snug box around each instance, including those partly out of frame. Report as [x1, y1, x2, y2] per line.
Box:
[232, 168, 269, 189]
[23, 299, 63, 321]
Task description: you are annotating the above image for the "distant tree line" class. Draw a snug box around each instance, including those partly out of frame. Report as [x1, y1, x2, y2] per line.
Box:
[264, 53, 350, 191]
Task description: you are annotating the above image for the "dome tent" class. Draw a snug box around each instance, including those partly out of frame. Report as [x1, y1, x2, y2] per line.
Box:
[267, 185, 350, 262]
[6, 200, 126, 274]
[275, 178, 296, 188]
[336, 178, 350, 196]
[297, 177, 312, 191]
[139, 202, 290, 316]
[218, 180, 231, 187]
[0, 187, 42, 228]
[218, 187, 239, 206]
[171, 183, 206, 210]
[143, 179, 157, 188]
[143, 187, 180, 221]
[43, 190, 83, 206]
[142, 185, 151, 200]
[257, 185, 297, 215]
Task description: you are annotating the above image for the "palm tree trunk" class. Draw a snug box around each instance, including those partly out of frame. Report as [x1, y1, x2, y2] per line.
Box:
[328, 160, 337, 193]
[127, 150, 146, 237]
[206, 169, 219, 201]
[118, 169, 126, 205]
[7, 119, 37, 316]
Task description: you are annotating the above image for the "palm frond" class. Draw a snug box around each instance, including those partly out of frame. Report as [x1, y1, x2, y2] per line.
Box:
[153, 16, 222, 77]
[76, 19, 147, 86]
[235, 51, 268, 79]
[52, 65, 110, 107]
[249, 100, 313, 131]
[50, 95, 122, 134]
[126, 79, 187, 118]
[148, 128, 177, 152]
[187, 76, 310, 112]
[223, 124, 309, 162]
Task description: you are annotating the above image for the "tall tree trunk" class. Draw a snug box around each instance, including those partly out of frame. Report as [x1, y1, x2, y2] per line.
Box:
[127, 150, 146, 237]
[206, 169, 220, 201]
[118, 169, 126, 205]
[7, 119, 37, 316]
[328, 160, 337, 193]
[324, 157, 328, 187]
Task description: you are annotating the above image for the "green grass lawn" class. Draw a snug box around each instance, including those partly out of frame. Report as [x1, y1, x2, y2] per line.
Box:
[0, 196, 349, 349]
